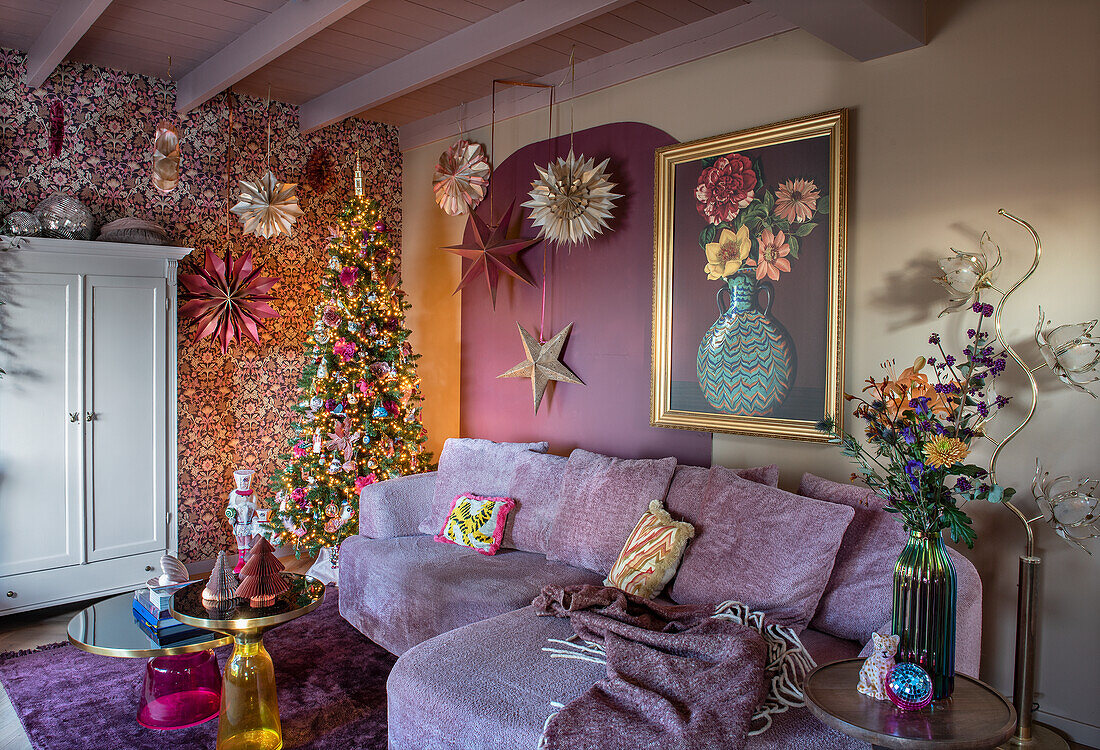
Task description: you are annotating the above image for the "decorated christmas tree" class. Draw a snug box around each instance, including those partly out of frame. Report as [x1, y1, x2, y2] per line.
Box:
[266, 158, 432, 563]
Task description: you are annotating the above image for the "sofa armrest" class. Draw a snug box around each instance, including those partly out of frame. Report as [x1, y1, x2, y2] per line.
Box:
[359, 471, 438, 539]
[857, 546, 982, 678]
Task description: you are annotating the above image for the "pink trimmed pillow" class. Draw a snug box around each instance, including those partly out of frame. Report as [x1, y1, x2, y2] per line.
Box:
[434, 493, 515, 556]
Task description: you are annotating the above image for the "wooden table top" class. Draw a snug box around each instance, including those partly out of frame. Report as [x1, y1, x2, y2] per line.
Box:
[803, 659, 1016, 750]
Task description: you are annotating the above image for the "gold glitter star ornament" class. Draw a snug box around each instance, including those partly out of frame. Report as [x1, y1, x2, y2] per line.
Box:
[231, 170, 305, 238]
[522, 151, 622, 246]
[498, 322, 584, 413]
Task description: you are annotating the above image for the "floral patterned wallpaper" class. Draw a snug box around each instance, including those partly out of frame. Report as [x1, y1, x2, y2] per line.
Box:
[0, 48, 403, 562]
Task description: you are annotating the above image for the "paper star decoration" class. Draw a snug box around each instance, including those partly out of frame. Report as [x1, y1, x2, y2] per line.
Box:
[179, 247, 280, 353]
[498, 322, 584, 413]
[522, 151, 622, 246]
[231, 170, 304, 238]
[441, 202, 538, 309]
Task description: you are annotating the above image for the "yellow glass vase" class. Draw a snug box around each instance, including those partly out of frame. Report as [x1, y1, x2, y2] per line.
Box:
[216, 635, 282, 750]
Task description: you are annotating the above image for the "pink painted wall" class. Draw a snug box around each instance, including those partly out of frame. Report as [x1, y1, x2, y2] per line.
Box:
[459, 122, 710, 465]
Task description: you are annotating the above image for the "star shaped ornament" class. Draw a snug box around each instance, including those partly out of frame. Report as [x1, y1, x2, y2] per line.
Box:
[498, 322, 584, 413]
[441, 202, 538, 308]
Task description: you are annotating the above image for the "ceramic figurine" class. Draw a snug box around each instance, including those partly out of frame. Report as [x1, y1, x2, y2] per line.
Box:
[225, 469, 265, 575]
[857, 632, 900, 701]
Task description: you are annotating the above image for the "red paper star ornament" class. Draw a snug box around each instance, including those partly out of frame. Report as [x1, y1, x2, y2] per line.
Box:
[442, 201, 538, 308]
[179, 247, 280, 353]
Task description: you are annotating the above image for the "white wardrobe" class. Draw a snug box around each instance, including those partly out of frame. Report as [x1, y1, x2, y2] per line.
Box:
[0, 237, 190, 615]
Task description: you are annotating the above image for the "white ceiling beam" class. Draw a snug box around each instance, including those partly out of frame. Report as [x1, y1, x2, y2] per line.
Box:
[299, 0, 635, 134]
[399, 5, 795, 151]
[175, 0, 373, 113]
[24, 0, 113, 88]
[749, 0, 925, 61]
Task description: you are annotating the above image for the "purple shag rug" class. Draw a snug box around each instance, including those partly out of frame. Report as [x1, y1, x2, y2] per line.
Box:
[0, 588, 396, 749]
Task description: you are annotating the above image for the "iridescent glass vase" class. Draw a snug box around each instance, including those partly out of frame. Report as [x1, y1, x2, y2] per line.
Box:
[892, 530, 957, 700]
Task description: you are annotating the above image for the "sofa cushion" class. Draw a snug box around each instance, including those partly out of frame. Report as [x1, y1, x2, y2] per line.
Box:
[503, 451, 568, 554]
[418, 438, 549, 536]
[545, 449, 677, 576]
[604, 498, 694, 598]
[387, 605, 866, 750]
[338, 534, 601, 655]
[663, 464, 779, 534]
[435, 494, 515, 555]
[359, 470, 438, 539]
[797, 472, 911, 643]
[670, 467, 854, 631]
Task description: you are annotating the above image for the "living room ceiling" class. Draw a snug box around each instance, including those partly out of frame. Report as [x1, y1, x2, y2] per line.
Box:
[0, 0, 925, 146]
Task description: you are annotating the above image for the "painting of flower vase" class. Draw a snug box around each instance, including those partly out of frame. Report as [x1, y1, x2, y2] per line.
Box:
[652, 111, 848, 441]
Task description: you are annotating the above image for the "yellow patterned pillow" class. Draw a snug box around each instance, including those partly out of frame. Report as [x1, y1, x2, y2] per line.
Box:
[604, 498, 695, 598]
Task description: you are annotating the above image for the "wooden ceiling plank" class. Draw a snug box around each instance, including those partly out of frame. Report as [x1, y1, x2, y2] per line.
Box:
[400, 4, 794, 148]
[582, 13, 654, 45]
[25, 0, 113, 88]
[299, 0, 634, 133]
[175, 0, 373, 113]
[750, 0, 924, 60]
[555, 22, 634, 53]
[637, 0, 712, 25]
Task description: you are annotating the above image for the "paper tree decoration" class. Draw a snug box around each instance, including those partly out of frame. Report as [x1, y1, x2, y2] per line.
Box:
[522, 151, 621, 246]
[498, 322, 584, 413]
[231, 170, 305, 238]
[441, 202, 538, 309]
[179, 246, 280, 353]
[433, 139, 491, 216]
[234, 537, 288, 607]
[201, 551, 239, 604]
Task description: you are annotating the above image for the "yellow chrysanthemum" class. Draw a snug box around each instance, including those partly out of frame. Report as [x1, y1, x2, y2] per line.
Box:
[923, 436, 970, 468]
[703, 225, 752, 280]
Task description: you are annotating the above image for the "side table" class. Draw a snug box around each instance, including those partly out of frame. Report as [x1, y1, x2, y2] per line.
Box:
[803, 659, 1016, 750]
[67, 592, 231, 729]
[172, 572, 325, 750]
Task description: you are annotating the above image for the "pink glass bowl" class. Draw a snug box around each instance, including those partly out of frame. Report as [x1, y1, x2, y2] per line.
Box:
[137, 650, 222, 730]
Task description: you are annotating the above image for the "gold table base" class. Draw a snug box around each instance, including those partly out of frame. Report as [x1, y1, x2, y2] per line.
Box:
[217, 634, 282, 750]
[1000, 722, 1071, 750]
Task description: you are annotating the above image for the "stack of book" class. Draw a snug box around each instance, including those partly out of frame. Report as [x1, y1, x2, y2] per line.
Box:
[132, 583, 203, 646]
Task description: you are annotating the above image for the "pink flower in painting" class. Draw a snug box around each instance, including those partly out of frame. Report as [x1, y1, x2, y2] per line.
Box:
[334, 338, 357, 362]
[773, 178, 820, 223]
[339, 266, 359, 286]
[354, 474, 377, 492]
[749, 228, 792, 282]
[695, 153, 757, 225]
[321, 305, 341, 327]
[291, 441, 309, 458]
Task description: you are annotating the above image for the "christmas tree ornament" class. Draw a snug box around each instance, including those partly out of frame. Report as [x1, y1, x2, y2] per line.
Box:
[178, 247, 280, 352]
[234, 537, 288, 607]
[152, 122, 181, 193]
[433, 139, 490, 216]
[325, 416, 361, 461]
[231, 170, 304, 238]
[498, 322, 584, 413]
[201, 551, 239, 604]
[441, 202, 538, 309]
[522, 151, 621, 246]
[33, 193, 95, 240]
[304, 146, 337, 193]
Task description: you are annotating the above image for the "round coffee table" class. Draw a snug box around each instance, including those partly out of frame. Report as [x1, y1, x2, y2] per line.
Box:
[67, 591, 231, 729]
[172, 572, 324, 750]
[803, 659, 1016, 750]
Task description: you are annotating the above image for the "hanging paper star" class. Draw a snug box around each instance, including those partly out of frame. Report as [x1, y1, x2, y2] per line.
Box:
[231, 170, 304, 238]
[179, 247, 280, 352]
[498, 322, 584, 413]
[441, 201, 538, 309]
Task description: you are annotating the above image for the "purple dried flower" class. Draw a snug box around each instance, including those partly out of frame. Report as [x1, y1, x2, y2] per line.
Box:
[929, 333, 941, 345]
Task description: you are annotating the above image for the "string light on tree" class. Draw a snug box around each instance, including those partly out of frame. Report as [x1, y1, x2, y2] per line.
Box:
[263, 156, 433, 564]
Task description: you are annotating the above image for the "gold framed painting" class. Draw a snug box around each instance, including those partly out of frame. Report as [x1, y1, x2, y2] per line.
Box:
[651, 109, 847, 441]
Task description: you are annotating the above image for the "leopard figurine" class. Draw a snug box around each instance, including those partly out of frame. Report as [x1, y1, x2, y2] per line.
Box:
[857, 632, 900, 701]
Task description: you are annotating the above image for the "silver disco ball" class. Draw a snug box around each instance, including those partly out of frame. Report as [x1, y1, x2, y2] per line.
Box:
[33, 193, 95, 240]
[0, 211, 41, 237]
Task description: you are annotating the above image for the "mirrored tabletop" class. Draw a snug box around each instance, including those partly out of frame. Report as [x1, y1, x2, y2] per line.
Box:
[171, 573, 325, 634]
[67, 591, 231, 658]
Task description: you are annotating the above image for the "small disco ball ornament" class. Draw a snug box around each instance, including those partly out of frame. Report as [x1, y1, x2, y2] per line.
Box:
[885, 663, 934, 710]
[1, 211, 42, 236]
[33, 193, 95, 240]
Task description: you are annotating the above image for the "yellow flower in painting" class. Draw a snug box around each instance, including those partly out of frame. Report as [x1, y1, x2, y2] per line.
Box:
[704, 225, 752, 280]
[923, 436, 970, 468]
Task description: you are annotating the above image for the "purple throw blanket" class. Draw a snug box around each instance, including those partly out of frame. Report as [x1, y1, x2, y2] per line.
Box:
[533, 584, 768, 750]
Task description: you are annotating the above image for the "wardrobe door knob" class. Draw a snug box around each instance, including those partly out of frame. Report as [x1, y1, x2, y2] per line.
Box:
[5, 591, 14, 598]
[69, 412, 79, 423]
[85, 411, 97, 422]
[145, 565, 154, 571]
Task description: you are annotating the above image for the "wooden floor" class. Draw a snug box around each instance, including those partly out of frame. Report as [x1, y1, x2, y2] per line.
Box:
[0, 555, 315, 749]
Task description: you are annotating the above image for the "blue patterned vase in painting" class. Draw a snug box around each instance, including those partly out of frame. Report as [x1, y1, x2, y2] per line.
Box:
[696, 271, 796, 415]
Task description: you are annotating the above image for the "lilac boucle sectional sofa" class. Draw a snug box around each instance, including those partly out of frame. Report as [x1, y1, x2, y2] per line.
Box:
[338, 439, 982, 750]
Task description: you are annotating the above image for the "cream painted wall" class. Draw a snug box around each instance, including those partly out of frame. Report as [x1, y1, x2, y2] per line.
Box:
[400, 0, 1100, 741]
